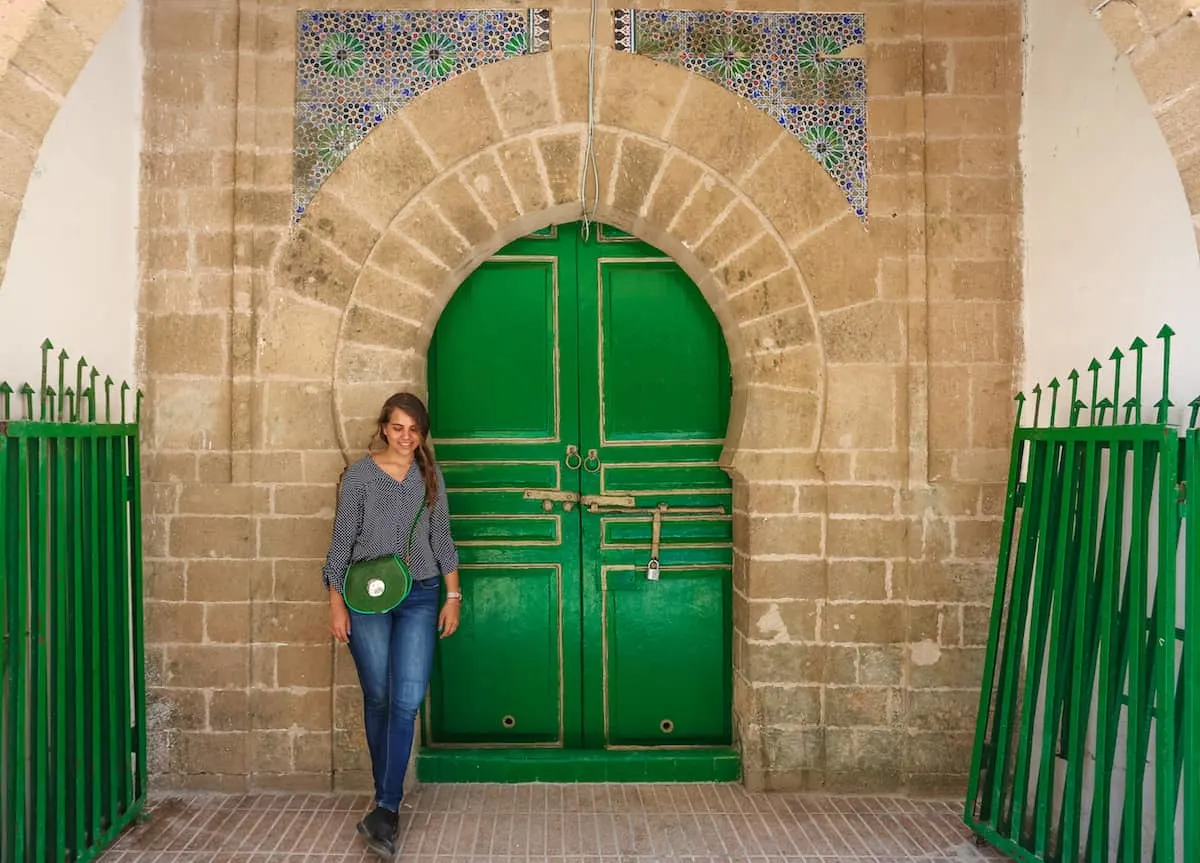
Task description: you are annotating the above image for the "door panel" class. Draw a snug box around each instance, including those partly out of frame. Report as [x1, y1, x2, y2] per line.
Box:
[439, 461, 560, 489]
[577, 235, 733, 750]
[431, 564, 563, 745]
[426, 237, 582, 747]
[430, 259, 562, 441]
[601, 514, 733, 550]
[603, 567, 732, 747]
[597, 261, 731, 443]
[600, 463, 731, 493]
[425, 224, 731, 756]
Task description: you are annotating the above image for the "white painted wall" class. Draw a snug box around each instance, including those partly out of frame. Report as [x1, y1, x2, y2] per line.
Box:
[1022, 1, 1200, 421]
[0, 0, 142, 403]
[1022, 5, 1196, 857]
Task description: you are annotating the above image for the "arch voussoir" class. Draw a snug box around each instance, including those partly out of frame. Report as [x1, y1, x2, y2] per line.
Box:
[427, 173, 498, 247]
[791, 212, 880, 313]
[1088, 1, 1200, 229]
[536, 129, 586, 206]
[0, 0, 127, 281]
[662, 68, 790, 184]
[300, 189, 383, 265]
[607, 134, 666, 217]
[595, 49, 693, 141]
[477, 51, 558, 136]
[318, 117, 440, 231]
[694, 201, 772, 273]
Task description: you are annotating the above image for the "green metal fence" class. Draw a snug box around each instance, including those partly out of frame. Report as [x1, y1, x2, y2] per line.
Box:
[1, 341, 146, 863]
[965, 326, 1196, 862]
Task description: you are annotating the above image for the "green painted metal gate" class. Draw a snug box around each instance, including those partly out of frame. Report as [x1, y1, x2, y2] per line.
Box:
[965, 326, 1198, 862]
[1, 344, 147, 863]
[419, 223, 736, 782]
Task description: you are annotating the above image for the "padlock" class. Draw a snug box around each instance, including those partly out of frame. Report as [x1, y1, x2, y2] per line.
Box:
[646, 558, 660, 581]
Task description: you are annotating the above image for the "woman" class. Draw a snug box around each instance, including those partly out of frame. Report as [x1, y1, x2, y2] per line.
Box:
[322, 392, 462, 859]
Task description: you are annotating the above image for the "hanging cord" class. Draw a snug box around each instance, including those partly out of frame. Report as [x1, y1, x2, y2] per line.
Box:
[578, 0, 600, 241]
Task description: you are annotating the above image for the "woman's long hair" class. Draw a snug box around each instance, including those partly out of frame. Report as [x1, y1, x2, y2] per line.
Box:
[374, 392, 440, 506]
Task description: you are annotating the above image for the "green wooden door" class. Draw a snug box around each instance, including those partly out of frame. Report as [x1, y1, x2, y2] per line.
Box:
[425, 223, 732, 763]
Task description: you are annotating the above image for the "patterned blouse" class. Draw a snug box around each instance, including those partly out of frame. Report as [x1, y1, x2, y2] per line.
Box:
[321, 455, 459, 594]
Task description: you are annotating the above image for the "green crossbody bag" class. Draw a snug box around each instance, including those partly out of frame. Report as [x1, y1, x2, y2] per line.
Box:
[341, 499, 425, 614]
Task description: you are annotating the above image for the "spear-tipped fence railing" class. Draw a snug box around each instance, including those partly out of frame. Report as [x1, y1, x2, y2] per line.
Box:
[964, 325, 1197, 862]
[1, 340, 146, 863]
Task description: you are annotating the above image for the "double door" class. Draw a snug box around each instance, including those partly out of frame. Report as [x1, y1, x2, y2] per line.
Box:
[424, 223, 733, 751]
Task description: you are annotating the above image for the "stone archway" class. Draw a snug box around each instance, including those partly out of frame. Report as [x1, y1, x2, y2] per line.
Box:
[1086, 1, 1200, 245]
[0, 0, 127, 281]
[261, 47, 883, 788]
[268, 49, 882, 467]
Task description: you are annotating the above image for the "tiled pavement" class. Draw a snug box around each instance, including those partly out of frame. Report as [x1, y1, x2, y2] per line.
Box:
[99, 784, 1011, 862]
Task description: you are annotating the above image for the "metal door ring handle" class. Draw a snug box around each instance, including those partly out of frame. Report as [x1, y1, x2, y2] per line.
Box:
[565, 445, 582, 470]
[584, 449, 600, 473]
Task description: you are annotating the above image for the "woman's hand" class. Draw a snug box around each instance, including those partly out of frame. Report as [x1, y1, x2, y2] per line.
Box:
[329, 590, 351, 643]
[438, 600, 461, 639]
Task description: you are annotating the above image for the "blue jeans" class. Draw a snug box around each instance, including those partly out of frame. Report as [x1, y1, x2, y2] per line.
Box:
[346, 576, 440, 811]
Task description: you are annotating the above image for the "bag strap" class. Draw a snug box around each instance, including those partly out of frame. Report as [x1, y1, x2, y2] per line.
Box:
[403, 498, 426, 565]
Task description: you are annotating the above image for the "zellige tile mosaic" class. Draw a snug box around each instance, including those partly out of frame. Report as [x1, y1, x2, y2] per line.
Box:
[293, 9, 551, 221]
[613, 10, 868, 221]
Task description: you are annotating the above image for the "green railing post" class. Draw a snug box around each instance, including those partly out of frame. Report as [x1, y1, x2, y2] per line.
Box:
[103, 432, 122, 825]
[1058, 437, 1101, 858]
[1120, 440, 1150, 862]
[1030, 438, 1082, 857]
[13, 434, 30, 860]
[130, 399, 148, 802]
[964, 424, 1028, 826]
[987, 435, 1048, 830]
[1, 432, 12, 860]
[1186, 431, 1200, 863]
[52, 435, 68, 858]
[71, 432, 87, 853]
[1009, 436, 1066, 844]
[1157, 428, 1181, 861]
[1088, 437, 1127, 861]
[87, 430, 103, 837]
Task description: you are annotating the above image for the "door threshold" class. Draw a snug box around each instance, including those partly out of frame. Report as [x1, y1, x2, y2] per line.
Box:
[416, 747, 740, 783]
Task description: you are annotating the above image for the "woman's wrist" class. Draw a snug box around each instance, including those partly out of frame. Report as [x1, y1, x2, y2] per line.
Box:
[443, 569, 461, 602]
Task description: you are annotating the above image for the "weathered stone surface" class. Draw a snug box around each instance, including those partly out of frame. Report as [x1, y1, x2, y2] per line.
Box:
[122, 0, 1043, 792]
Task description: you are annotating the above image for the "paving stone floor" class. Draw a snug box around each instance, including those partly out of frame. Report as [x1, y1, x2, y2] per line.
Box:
[98, 784, 1011, 862]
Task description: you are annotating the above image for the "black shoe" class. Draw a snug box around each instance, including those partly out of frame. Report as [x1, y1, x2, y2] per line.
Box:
[356, 805, 398, 858]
